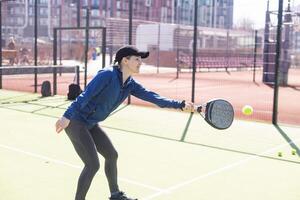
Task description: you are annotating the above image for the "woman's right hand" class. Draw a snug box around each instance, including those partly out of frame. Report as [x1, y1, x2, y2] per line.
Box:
[55, 116, 70, 134]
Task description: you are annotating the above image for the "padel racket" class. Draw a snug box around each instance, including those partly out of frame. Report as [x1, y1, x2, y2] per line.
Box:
[195, 99, 234, 130]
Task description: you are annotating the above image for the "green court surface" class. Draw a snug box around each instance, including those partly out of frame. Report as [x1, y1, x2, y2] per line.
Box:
[0, 90, 300, 200]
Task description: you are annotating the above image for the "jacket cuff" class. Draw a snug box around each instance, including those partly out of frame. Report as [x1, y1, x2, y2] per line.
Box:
[179, 100, 185, 110]
[63, 112, 72, 120]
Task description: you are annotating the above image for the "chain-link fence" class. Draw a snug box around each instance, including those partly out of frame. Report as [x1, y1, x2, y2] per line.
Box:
[0, 0, 299, 126]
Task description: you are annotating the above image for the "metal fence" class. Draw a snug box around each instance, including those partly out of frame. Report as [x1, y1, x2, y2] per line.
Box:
[0, 0, 299, 126]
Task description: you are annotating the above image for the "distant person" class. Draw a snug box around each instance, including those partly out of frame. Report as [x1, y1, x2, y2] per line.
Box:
[7, 37, 16, 65]
[55, 45, 194, 200]
[96, 46, 101, 56]
[7, 37, 16, 50]
[19, 47, 30, 65]
[92, 48, 97, 60]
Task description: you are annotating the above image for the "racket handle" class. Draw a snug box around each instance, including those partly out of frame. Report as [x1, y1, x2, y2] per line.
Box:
[195, 105, 203, 113]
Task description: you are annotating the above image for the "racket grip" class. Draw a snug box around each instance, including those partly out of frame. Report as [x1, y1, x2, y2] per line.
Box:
[195, 105, 203, 113]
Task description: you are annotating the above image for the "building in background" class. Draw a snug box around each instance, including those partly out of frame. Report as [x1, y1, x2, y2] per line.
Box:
[1, 0, 27, 40]
[175, 0, 233, 28]
[24, 0, 48, 37]
[292, 4, 300, 53]
[2, 0, 234, 40]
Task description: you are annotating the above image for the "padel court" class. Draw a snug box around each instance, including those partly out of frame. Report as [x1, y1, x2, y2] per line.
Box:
[0, 90, 299, 200]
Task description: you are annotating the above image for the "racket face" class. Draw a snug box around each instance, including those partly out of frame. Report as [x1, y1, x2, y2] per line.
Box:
[205, 99, 234, 129]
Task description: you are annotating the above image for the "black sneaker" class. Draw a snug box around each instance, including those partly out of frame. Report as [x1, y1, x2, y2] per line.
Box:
[109, 191, 137, 200]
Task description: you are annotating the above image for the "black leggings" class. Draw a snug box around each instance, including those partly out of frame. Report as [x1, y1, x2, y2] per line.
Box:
[65, 120, 119, 200]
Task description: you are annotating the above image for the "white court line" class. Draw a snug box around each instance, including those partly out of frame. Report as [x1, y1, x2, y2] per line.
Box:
[141, 138, 300, 200]
[2, 138, 299, 200]
[0, 144, 164, 193]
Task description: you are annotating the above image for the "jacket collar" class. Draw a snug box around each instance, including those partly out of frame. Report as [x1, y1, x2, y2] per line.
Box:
[114, 65, 132, 88]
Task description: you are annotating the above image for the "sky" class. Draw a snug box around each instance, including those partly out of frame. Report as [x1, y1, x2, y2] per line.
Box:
[233, 0, 296, 29]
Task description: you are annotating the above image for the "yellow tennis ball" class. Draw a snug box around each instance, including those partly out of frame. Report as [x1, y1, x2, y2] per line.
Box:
[292, 149, 296, 155]
[242, 105, 253, 116]
[278, 152, 282, 157]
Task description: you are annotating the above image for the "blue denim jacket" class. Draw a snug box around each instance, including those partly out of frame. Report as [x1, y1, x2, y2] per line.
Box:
[63, 66, 183, 127]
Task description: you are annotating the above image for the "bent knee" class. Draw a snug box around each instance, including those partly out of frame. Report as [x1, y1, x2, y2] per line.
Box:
[86, 160, 100, 173]
[111, 150, 118, 160]
[105, 150, 118, 161]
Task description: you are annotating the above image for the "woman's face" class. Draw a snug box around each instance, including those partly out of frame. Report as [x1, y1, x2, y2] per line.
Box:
[123, 55, 142, 74]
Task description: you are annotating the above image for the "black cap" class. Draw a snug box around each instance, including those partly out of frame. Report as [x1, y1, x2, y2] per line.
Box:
[114, 45, 149, 64]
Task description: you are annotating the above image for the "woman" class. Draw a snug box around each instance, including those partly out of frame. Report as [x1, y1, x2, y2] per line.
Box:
[55, 45, 194, 200]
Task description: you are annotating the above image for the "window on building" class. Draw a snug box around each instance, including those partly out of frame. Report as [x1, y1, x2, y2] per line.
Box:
[92, 0, 99, 7]
[17, 28, 23, 36]
[40, 8, 48, 15]
[91, 20, 102, 26]
[15, 7, 20, 14]
[145, 0, 151, 7]
[20, 7, 25, 14]
[17, 17, 24, 26]
[40, 18, 48, 26]
[54, 0, 62, 5]
[10, 18, 15, 25]
[40, 0, 47, 4]
[166, 0, 170, 7]
[161, 7, 168, 22]
[29, 18, 33, 26]
[116, 1, 121, 10]
[9, 7, 14, 15]
[29, 7, 33, 15]
[91, 9, 100, 17]
[52, 18, 58, 27]
[219, 16, 224, 27]
[82, 0, 88, 7]
[123, 2, 128, 10]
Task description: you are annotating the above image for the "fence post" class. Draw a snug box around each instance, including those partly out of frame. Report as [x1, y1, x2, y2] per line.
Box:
[34, 68, 37, 93]
[102, 28, 106, 69]
[191, 0, 198, 103]
[53, 66, 57, 95]
[127, 0, 133, 105]
[253, 30, 258, 82]
[272, 0, 283, 125]
[34, 0, 38, 93]
[53, 28, 57, 65]
[0, 1, 2, 70]
[84, 8, 90, 89]
[76, 65, 80, 85]
[0, 67, 2, 89]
